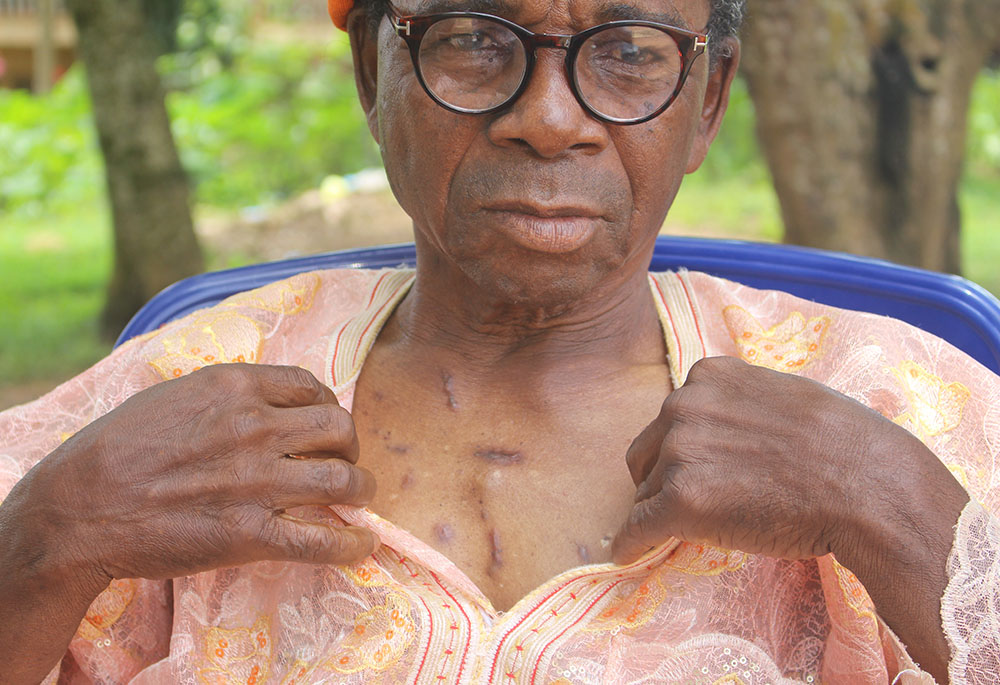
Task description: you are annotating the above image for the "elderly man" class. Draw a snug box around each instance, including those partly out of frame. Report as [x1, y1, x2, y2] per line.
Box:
[2, 0, 999, 682]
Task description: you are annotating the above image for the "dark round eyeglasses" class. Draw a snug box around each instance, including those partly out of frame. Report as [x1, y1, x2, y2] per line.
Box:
[387, 4, 709, 125]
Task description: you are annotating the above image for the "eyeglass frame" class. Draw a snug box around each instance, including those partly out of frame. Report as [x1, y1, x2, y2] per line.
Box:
[386, 3, 709, 125]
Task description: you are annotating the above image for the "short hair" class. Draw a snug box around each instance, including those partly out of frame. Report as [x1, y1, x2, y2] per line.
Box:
[706, 0, 745, 63]
[358, 0, 745, 65]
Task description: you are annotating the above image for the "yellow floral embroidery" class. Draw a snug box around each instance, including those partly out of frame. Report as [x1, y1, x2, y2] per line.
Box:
[225, 272, 319, 315]
[662, 543, 747, 577]
[328, 592, 417, 674]
[889, 360, 970, 438]
[831, 561, 878, 638]
[148, 310, 265, 380]
[279, 660, 316, 684]
[341, 555, 391, 588]
[77, 579, 136, 642]
[147, 273, 321, 381]
[723, 306, 831, 372]
[198, 615, 272, 685]
[586, 576, 667, 633]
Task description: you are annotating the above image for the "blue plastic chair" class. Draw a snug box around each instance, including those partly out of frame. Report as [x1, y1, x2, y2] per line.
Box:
[116, 236, 1000, 375]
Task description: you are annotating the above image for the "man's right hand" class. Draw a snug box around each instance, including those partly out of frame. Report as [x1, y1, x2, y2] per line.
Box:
[11, 363, 379, 590]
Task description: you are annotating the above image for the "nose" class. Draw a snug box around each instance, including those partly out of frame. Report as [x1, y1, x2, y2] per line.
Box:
[486, 50, 610, 159]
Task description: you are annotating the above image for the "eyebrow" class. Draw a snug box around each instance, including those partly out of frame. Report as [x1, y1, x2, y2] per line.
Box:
[398, 0, 692, 31]
[593, 3, 691, 29]
[402, 0, 517, 15]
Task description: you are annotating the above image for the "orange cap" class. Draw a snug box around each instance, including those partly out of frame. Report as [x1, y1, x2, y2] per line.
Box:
[328, 0, 354, 29]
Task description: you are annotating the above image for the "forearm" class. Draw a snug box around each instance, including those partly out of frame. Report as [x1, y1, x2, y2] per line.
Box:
[838, 469, 970, 683]
[0, 474, 109, 684]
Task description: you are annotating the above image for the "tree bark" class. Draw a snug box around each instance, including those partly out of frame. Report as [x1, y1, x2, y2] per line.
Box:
[741, 0, 1000, 273]
[66, 0, 203, 338]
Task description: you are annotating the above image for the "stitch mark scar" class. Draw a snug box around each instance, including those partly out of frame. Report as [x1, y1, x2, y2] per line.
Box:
[577, 543, 592, 564]
[380, 428, 411, 455]
[434, 523, 455, 545]
[442, 372, 459, 411]
[488, 529, 503, 576]
[474, 449, 523, 465]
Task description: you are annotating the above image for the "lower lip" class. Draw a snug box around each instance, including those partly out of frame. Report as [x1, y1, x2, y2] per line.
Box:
[491, 211, 599, 254]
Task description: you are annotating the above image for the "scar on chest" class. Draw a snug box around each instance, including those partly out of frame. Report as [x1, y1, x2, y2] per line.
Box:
[474, 449, 524, 465]
[442, 371, 459, 411]
[433, 522, 455, 545]
[488, 528, 503, 576]
[400, 470, 415, 490]
[375, 428, 411, 455]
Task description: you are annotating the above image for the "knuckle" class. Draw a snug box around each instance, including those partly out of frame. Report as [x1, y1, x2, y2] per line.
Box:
[323, 460, 356, 499]
[218, 364, 256, 394]
[254, 514, 284, 551]
[311, 405, 353, 436]
[229, 408, 268, 443]
[281, 365, 322, 394]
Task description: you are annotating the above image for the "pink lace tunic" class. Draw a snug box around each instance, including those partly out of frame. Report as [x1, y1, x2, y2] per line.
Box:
[2, 269, 998, 683]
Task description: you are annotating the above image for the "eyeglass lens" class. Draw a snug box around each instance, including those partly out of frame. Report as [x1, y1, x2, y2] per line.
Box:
[416, 17, 684, 121]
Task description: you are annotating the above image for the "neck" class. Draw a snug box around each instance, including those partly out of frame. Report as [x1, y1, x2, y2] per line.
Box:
[381, 245, 667, 391]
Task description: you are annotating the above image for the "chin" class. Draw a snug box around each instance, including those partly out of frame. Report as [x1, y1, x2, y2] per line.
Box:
[459, 250, 626, 310]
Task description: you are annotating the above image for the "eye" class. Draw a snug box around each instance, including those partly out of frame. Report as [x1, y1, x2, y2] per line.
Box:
[446, 30, 496, 51]
[591, 39, 658, 67]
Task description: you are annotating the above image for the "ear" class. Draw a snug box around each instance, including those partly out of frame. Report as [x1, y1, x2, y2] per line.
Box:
[685, 37, 741, 174]
[347, 9, 381, 143]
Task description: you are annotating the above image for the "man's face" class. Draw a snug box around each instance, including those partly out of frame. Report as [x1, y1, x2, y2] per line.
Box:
[351, 0, 734, 306]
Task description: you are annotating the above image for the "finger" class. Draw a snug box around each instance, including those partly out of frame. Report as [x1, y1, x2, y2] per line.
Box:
[257, 515, 380, 566]
[251, 365, 339, 408]
[271, 458, 377, 509]
[633, 457, 669, 503]
[625, 420, 664, 486]
[273, 404, 360, 463]
[611, 494, 671, 566]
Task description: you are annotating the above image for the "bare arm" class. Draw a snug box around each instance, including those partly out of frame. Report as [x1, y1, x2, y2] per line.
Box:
[0, 364, 378, 683]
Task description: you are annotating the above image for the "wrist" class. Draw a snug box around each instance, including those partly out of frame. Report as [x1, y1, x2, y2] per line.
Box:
[1, 460, 112, 606]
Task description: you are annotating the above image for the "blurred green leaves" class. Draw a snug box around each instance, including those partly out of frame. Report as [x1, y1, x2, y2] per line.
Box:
[163, 36, 379, 208]
[0, 69, 102, 219]
[0, 21, 378, 220]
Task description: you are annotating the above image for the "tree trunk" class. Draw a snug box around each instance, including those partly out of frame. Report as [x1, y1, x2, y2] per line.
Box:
[66, 0, 203, 339]
[32, 0, 55, 93]
[741, 0, 1000, 273]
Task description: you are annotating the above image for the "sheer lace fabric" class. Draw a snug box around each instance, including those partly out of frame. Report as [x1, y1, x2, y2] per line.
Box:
[1, 268, 997, 683]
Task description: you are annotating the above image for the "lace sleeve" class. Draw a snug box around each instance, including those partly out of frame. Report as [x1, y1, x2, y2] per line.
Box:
[942, 499, 1000, 683]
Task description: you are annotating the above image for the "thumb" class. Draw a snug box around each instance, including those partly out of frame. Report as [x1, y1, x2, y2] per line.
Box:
[611, 494, 671, 566]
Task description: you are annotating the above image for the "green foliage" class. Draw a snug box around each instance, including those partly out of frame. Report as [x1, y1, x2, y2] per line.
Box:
[0, 33, 378, 219]
[0, 207, 112, 385]
[967, 68, 1000, 180]
[0, 69, 103, 218]
[695, 75, 770, 181]
[161, 36, 380, 207]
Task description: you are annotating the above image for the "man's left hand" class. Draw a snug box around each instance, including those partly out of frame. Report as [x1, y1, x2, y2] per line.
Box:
[611, 355, 966, 566]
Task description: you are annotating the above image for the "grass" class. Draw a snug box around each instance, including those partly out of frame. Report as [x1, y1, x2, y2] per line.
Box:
[961, 175, 1000, 297]
[0, 205, 112, 385]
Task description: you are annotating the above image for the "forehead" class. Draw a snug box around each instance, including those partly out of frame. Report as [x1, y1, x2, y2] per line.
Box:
[402, 0, 711, 31]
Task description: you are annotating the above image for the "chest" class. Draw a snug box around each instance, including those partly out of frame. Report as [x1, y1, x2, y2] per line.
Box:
[350, 375, 667, 611]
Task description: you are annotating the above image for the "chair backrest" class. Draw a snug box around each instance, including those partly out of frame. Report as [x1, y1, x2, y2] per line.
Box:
[116, 236, 1000, 374]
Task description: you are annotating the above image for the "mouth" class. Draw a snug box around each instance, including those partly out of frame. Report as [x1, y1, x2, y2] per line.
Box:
[483, 202, 603, 254]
